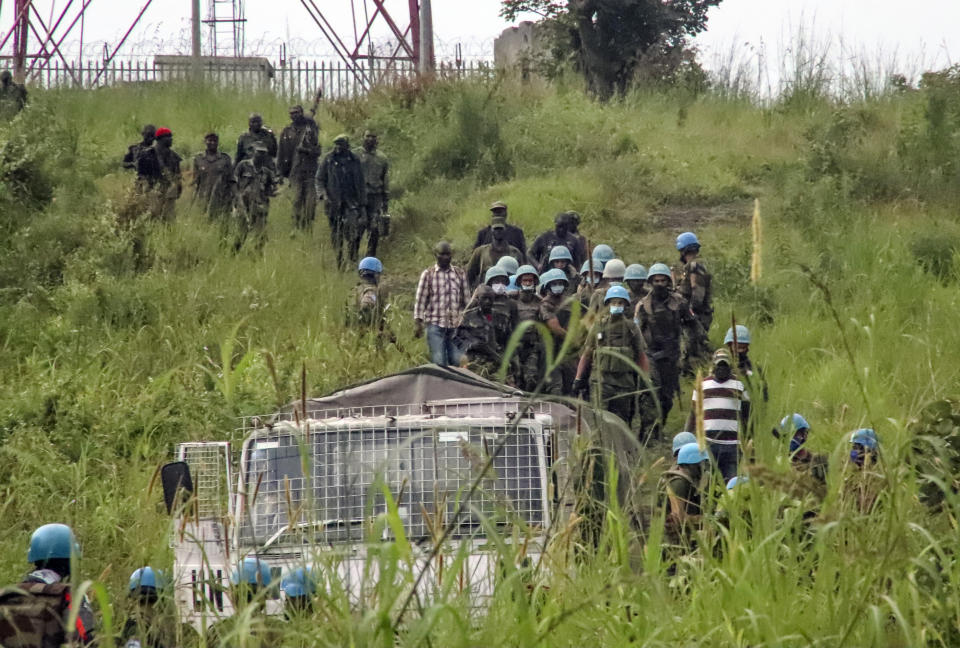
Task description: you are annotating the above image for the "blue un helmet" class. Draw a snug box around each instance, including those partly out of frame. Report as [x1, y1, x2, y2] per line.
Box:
[624, 264, 648, 281]
[726, 475, 749, 490]
[496, 256, 520, 275]
[129, 566, 167, 597]
[672, 431, 697, 455]
[780, 413, 811, 452]
[592, 244, 615, 268]
[603, 285, 631, 304]
[484, 265, 509, 285]
[646, 263, 672, 282]
[516, 265, 539, 291]
[724, 325, 751, 346]
[850, 428, 879, 466]
[507, 275, 518, 294]
[548, 246, 573, 263]
[676, 231, 700, 252]
[28, 524, 79, 564]
[358, 257, 383, 274]
[281, 566, 318, 598]
[539, 268, 569, 289]
[677, 442, 709, 465]
[232, 557, 272, 589]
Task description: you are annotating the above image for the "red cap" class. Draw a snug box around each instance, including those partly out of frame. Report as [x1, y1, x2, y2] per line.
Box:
[155, 127, 172, 137]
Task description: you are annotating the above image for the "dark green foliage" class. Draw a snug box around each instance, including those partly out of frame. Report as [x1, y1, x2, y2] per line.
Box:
[500, 0, 721, 99]
[910, 231, 959, 282]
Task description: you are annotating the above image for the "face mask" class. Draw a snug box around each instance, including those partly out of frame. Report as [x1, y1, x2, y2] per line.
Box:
[550, 284, 565, 295]
[521, 284, 535, 292]
[789, 437, 803, 453]
[652, 284, 668, 296]
[609, 305, 624, 316]
[850, 449, 864, 466]
[491, 283, 507, 295]
[714, 364, 731, 381]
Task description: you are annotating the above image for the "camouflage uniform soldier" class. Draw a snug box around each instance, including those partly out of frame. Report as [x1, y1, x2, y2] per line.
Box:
[675, 232, 713, 372]
[528, 212, 586, 271]
[136, 127, 182, 222]
[192, 132, 234, 220]
[233, 143, 278, 251]
[236, 113, 278, 168]
[455, 286, 503, 378]
[123, 124, 156, 170]
[277, 104, 321, 229]
[482, 265, 519, 358]
[356, 130, 390, 258]
[636, 263, 702, 434]
[466, 214, 526, 289]
[539, 269, 577, 395]
[315, 134, 366, 267]
[514, 265, 546, 391]
[573, 285, 649, 426]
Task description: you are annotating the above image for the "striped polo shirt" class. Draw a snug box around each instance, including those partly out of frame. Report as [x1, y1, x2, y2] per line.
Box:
[692, 376, 745, 444]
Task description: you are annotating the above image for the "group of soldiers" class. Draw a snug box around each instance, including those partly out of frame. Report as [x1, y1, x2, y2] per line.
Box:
[373, 202, 716, 441]
[121, 106, 390, 259]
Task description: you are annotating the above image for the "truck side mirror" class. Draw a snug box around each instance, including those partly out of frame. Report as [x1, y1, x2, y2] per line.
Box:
[161, 461, 194, 514]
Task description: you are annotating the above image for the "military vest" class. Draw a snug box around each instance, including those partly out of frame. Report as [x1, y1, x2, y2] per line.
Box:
[639, 292, 685, 357]
[591, 315, 640, 377]
[0, 582, 71, 648]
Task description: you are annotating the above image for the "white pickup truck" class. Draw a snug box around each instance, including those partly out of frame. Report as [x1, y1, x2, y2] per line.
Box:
[161, 365, 586, 629]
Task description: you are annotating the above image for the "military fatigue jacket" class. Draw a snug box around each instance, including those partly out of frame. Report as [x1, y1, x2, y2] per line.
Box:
[315, 149, 366, 210]
[193, 151, 234, 212]
[676, 259, 713, 316]
[278, 118, 320, 179]
[466, 242, 525, 288]
[528, 230, 586, 271]
[356, 147, 390, 198]
[637, 291, 694, 360]
[137, 145, 182, 192]
[584, 314, 646, 388]
[236, 128, 278, 164]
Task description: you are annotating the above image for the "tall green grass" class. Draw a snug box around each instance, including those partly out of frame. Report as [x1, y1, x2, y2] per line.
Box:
[2, 71, 960, 645]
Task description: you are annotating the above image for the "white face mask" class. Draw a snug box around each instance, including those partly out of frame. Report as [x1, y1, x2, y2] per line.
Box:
[521, 284, 535, 292]
[491, 283, 507, 295]
[609, 305, 625, 316]
[550, 284, 565, 295]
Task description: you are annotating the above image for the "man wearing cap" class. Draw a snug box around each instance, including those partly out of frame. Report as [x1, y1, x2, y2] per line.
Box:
[236, 112, 277, 167]
[123, 124, 156, 170]
[466, 214, 526, 289]
[277, 104, 321, 230]
[528, 212, 586, 271]
[192, 133, 234, 220]
[136, 127, 182, 222]
[316, 134, 366, 267]
[356, 130, 390, 258]
[414, 241, 469, 367]
[233, 142, 278, 251]
[684, 348, 747, 482]
[473, 201, 526, 253]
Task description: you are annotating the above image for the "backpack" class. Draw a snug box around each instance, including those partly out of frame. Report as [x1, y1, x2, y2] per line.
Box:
[0, 582, 70, 648]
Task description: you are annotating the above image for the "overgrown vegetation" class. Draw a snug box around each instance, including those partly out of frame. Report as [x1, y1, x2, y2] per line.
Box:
[3, 66, 960, 645]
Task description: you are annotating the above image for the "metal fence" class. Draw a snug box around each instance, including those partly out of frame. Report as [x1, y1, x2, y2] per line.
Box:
[237, 416, 551, 547]
[14, 57, 494, 99]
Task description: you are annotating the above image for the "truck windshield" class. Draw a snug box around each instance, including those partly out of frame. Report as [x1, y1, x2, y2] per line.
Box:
[237, 424, 547, 547]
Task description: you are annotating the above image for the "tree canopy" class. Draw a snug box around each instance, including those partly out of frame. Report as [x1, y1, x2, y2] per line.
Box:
[501, 0, 723, 98]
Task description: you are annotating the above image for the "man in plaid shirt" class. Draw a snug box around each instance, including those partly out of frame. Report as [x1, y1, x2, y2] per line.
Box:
[414, 241, 470, 366]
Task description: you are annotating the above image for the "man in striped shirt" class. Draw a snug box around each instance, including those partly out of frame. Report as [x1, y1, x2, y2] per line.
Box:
[684, 348, 746, 481]
[414, 241, 470, 367]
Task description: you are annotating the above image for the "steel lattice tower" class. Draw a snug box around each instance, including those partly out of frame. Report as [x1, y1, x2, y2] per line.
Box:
[204, 0, 245, 58]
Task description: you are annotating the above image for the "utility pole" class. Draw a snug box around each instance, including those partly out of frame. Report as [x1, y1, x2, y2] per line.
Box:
[191, 0, 202, 81]
[418, 0, 434, 76]
[12, 0, 30, 83]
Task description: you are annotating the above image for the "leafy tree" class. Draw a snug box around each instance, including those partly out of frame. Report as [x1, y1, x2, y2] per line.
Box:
[501, 0, 722, 99]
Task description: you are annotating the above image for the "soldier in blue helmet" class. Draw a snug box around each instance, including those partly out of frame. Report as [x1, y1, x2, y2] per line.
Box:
[122, 566, 182, 648]
[0, 524, 95, 647]
[777, 413, 828, 483]
[844, 428, 883, 513]
[725, 324, 769, 406]
[512, 265, 547, 391]
[573, 285, 649, 426]
[281, 566, 318, 617]
[659, 443, 709, 548]
[674, 231, 713, 373]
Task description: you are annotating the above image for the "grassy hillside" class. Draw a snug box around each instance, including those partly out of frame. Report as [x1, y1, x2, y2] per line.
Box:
[3, 72, 960, 645]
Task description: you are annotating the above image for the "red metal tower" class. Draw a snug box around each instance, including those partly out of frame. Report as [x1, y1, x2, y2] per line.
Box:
[296, 0, 425, 90]
[0, 0, 155, 84]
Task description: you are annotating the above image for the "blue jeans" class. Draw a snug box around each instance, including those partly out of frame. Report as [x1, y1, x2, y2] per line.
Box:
[426, 324, 461, 367]
[709, 442, 740, 483]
